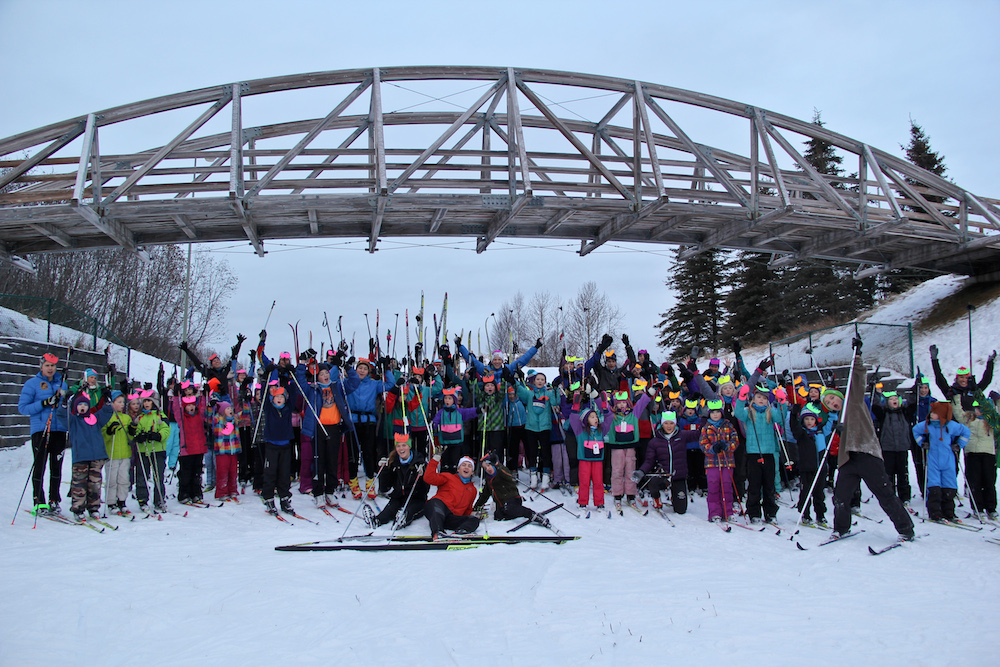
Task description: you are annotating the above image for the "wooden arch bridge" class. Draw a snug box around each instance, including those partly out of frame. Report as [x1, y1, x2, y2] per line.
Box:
[1, 66, 999, 277]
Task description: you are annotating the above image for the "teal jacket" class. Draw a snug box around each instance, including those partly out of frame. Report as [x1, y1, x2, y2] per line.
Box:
[733, 399, 783, 455]
[516, 383, 558, 432]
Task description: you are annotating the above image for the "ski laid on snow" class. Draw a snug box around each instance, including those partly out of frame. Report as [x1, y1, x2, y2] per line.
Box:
[796, 529, 865, 551]
[24, 510, 104, 533]
[275, 535, 579, 552]
[506, 504, 562, 533]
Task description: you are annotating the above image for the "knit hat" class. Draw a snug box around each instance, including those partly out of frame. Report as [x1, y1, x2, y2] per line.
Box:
[661, 411, 677, 424]
[457, 456, 475, 469]
[709, 358, 720, 367]
[356, 358, 373, 370]
[929, 401, 953, 422]
[605, 349, 617, 360]
[800, 404, 821, 422]
[41, 352, 59, 364]
[217, 401, 232, 413]
[481, 450, 499, 466]
[822, 388, 844, 402]
[684, 399, 699, 409]
[659, 362, 671, 374]
[111, 390, 123, 402]
[70, 392, 91, 413]
[956, 367, 971, 376]
[491, 350, 505, 361]
[482, 373, 497, 387]
[612, 390, 630, 402]
[706, 399, 724, 412]
[393, 432, 410, 445]
[84, 368, 98, 379]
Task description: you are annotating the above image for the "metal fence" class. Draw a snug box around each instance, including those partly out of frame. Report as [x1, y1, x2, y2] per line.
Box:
[769, 321, 914, 379]
[0, 294, 131, 374]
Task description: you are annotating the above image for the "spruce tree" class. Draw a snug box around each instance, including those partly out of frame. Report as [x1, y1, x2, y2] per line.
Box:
[657, 247, 729, 357]
[724, 252, 793, 345]
[880, 119, 946, 294]
[794, 110, 875, 322]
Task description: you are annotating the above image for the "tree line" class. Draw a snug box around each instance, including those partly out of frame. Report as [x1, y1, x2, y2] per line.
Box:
[658, 117, 949, 358]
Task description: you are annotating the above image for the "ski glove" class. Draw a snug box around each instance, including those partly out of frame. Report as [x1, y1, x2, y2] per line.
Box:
[630, 470, 644, 483]
[41, 394, 60, 407]
[535, 337, 543, 349]
[733, 339, 742, 355]
[600, 333, 613, 349]
[107, 421, 121, 434]
[929, 344, 938, 360]
[990, 350, 998, 363]
[147, 432, 161, 442]
[712, 442, 725, 453]
[621, 334, 630, 347]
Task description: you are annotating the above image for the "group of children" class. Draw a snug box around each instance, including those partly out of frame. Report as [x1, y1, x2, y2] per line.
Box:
[17, 331, 998, 535]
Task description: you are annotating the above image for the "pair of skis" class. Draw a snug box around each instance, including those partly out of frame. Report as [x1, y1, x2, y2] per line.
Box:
[275, 534, 579, 552]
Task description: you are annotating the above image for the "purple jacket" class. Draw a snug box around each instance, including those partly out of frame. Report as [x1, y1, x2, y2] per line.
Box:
[641, 428, 697, 479]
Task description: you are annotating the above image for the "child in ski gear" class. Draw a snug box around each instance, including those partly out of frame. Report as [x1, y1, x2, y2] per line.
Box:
[67, 389, 114, 518]
[423, 454, 481, 539]
[18, 352, 69, 513]
[791, 404, 832, 524]
[102, 391, 133, 514]
[260, 382, 301, 515]
[474, 452, 552, 529]
[832, 341, 915, 539]
[961, 390, 1000, 518]
[295, 359, 360, 505]
[634, 411, 697, 513]
[173, 385, 208, 504]
[515, 370, 559, 489]
[733, 381, 783, 522]
[700, 400, 739, 522]
[871, 391, 918, 504]
[213, 401, 242, 500]
[912, 400, 971, 521]
[606, 387, 652, 509]
[431, 387, 480, 472]
[505, 384, 527, 470]
[130, 390, 170, 513]
[568, 388, 614, 509]
[367, 433, 429, 528]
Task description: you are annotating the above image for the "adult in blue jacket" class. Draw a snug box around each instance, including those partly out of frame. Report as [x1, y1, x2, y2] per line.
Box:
[18, 352, 69, 513]
[457, 337, 539, 379]
[345, 358, 395, 491]
[912, 401, 971, 521]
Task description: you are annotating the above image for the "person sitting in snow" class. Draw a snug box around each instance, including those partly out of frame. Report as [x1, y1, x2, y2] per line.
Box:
[422, 450, 480, 540]
[473, 451, 552, 529]
[363, 432, 429, 529]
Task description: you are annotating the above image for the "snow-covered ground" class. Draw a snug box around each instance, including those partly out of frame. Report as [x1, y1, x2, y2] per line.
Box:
[1, 444, 999, 665]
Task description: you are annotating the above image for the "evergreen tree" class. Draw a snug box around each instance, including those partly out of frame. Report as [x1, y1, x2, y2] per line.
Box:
[724, 252, 793, 345]
[657, 247, 729, 357]
[793, 110, 875, 322]
[880, 119, 946, 294]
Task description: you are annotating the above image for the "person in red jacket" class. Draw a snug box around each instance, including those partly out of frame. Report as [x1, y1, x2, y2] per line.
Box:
[422, 452, 480, 540]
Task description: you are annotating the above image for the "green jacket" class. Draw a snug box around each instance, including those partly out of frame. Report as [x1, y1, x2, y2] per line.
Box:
[474, 384, 507, 432]
[102, 412, 133, 460]
[516, 383, 558, 433]
[132, 410, 171, 454]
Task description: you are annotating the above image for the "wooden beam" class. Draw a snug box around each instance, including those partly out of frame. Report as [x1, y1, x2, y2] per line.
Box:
[101, 90, 233, 208]
[966, 192, 1000, 230]
[751, 108, 790, 208]
[506, 68, 532, 196]
[880, 165, 959, 235]
[308, 209, 319, 234]
[429, 208, 447, 233]
[388, 76, 508, 194]
[488, 119, 568, 197]
[579, 197, 670, 256]
[290, 121, 368, 195]
[678, 204, 794, 260]
[27, 222, 73, 248]
[408, 117, 489, 194]
[861, 144, 905, 223]
[369, 196, 387, 252]
[72, 114, 98, 203]
[648, 214, 691, 240]
[230, 82, 244, 197]
[477, 194, 530, 252]
[0, 120, 86, 191]
[370, 67, 387, 195]
[635, 81, 665, 199]
[230, 195, 264, 256]
[597, 129, 656, 191]
[244, 78, 372, 199]
[757, 116, 862, 225]
[596, 93, 632, 131]
[644, 95, 750, 209]
[543, 209, 574, 234]
[516, 80, 636, 205]
[71, 202, 149, 260]
[171, 214, 198, 239]
[889, 230, 1000, 269]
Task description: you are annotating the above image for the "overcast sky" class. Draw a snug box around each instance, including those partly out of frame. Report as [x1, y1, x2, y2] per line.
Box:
[2, 0, 997, 363]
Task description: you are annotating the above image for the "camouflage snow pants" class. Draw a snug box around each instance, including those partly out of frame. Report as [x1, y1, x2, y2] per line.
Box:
[70, 460, 107, 514]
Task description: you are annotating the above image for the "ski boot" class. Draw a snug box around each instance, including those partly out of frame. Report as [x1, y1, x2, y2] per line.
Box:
[528, 470, 537, 489]
[155, 502, 168, 513]
[325, 493, 336, 508]
[652, 497, 663, 510]
[263, 498, 277, 515]
[47, 501, 60, 516]
[361, 503, 377, 529]
[279, 496, 294, 514]
[530, 512, 552, 529]
[313, 495, 325, 508]
[349, 478, 362, 500]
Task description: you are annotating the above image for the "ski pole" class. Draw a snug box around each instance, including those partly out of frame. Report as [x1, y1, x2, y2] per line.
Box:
[773, 422, 794, 503]
[392, 313, 399, 359]
[287, 369, 329, 438]
[967, 304, 975, 372]
[262, 300, 276, 332]
[337, 458, 390, 540]
[528, 486, 580, 518]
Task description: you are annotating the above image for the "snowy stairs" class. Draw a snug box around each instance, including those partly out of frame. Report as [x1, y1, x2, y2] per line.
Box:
[0, 337, 124, 449]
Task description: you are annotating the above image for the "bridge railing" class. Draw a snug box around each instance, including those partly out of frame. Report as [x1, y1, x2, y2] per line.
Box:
[768, 320, 913, 380]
